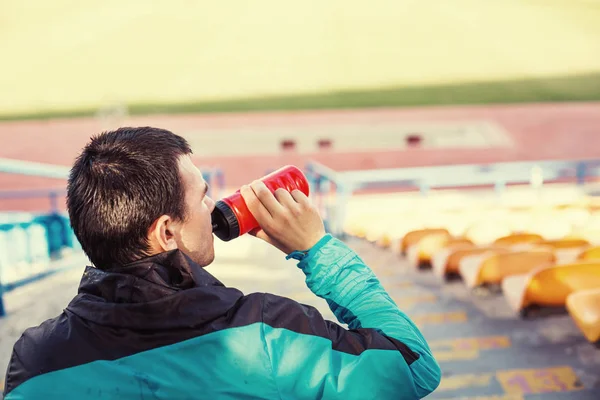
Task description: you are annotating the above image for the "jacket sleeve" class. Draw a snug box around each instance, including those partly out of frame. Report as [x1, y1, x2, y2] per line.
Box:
[261, 234, 441, 399]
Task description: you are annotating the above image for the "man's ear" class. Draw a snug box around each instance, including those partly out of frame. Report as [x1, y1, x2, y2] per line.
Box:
[147, 215, 179, 254]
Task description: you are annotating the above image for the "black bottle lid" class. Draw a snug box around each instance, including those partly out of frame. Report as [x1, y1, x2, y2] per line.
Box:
[211, 200, 240, 241]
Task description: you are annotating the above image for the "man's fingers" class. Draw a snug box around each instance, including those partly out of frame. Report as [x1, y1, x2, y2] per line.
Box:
[290, 189, 311, 208]
[274, 188, 300, 210]
[241, 185, 273, 222]
[250, 181, 285, 216]
[243, 183, 325, 254]
[249, 228, 271, 243]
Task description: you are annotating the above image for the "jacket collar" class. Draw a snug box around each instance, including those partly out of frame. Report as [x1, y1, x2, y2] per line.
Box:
[66, 250, 243, 329]
[77, 249, 222, 303]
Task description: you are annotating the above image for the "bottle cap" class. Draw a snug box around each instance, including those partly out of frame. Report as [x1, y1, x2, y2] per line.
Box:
[211, 200, 240, 241]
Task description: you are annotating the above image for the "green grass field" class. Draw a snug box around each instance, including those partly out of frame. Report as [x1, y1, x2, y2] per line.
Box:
[1, 0, 600, 119]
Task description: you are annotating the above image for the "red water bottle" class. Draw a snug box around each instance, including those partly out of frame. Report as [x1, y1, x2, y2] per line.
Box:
[211, 165, 310, 241]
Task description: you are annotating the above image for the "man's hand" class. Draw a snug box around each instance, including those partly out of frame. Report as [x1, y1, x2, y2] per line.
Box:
[240, 181, 326, 255]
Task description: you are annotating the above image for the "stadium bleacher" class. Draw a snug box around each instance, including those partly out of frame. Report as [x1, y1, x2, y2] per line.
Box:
[308, 159, 600, 349]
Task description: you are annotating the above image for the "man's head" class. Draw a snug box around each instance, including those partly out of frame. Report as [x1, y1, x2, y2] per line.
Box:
[67, 127, 216, 269]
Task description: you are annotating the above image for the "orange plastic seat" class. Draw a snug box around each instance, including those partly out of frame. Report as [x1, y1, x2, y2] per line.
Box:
[433, 236, 548, 280]
[432, 246, 507, 279]
[577, 246, 600, 261]
[502, 261, 600, 314]
[376, 234, 392, 249]
[536, 238, 590, 249]
[408, 235, 473, 268]
[492, 233, 544, 248]
[460, 250, 555, 289]
[446, 238, 475, 249]
[535, 238, 590, 264]
[567, 288, 600, 343]
[400, 228, 449, 255]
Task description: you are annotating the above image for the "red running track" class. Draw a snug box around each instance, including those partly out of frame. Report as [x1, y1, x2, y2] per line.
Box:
[1, 103, 599, 211]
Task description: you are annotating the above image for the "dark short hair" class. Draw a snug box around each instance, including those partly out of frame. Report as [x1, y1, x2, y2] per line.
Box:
[67, 127, 192, 269]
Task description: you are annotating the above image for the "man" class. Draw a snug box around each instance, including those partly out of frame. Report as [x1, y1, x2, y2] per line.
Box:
[3, 127, 440, 399]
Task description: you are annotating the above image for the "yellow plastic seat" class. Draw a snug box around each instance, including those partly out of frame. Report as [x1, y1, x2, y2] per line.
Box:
[432, 246, 507, 279]
[385, 226, 420, 255]
[400, 228, 449, 255]
[376, 234, 392, 249]
[407, 232, 450, 268]
[460, 250, 555, 289]
[536, 238, 590, 248]
[502, 261, 600, 314]
[492, 233, 544, 247]
[376, 227, 408, 249]
[408, 235, 473, 268]
[577, 246, 600, 261]
[534, 238, 590, 264]
[354, 227, 367, 239]
[567, 288, 600, 343]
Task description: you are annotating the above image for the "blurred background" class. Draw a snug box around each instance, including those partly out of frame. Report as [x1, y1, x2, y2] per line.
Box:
[1, 0, 600, 398]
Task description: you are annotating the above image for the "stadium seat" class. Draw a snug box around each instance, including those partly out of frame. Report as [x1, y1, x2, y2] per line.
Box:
[492, 233, 544, 248]
[378, 226, 418, 253]
[376, 228, 409, 249]
[534, 238, 590, 264]
[376, 234, 392, 249]
[408, 235, 472, 268]
[433, 234, 546, 280]
[432, 246, 509, 280]
[460, 249, 555, 289]
[566, 289, 600, 344]
[576, 246, 600, 261]
[536, 238, 590, 249]
[502, 261, 600, 314]
[400, 228, 449, 255]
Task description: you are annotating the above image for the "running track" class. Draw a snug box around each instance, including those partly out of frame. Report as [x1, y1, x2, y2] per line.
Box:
[1, 103, 599, 211]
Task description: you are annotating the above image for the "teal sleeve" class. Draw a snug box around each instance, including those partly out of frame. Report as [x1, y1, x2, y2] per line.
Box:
[264, 234, 441, 399]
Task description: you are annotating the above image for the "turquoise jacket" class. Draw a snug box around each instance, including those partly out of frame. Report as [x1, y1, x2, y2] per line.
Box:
[4, 235, 440, 399]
